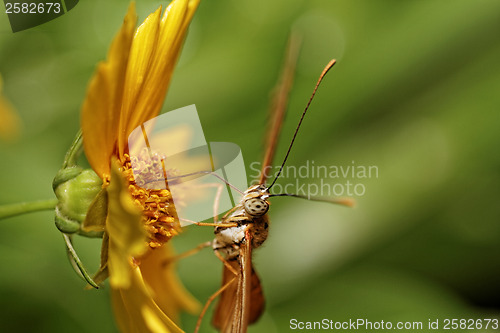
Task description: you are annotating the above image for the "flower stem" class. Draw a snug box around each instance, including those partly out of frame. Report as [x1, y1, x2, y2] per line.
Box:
[0, 199, 58, 220]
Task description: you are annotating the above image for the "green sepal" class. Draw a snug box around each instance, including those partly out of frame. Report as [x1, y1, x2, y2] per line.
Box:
[85, 233, 110, 290]
[52, 166, 83, 190]
[54, 130, 105, 288]
[55, 207, 80, 233]
[81, 187, 108, 236]
[63, 233, 99, 289]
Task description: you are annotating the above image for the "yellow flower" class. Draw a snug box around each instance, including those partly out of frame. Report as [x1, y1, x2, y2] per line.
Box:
[80, 1, 200, 331]
[0, 74, 21, 141]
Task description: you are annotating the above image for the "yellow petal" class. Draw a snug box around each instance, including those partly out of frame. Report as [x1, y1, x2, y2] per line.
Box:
[107, 160, 148, 289]
[140, 245, 200, 323]
[81, 3, 137, 179]
[118, 6, 162, 150]
[118, 0, 200, 157]
[112, 266, 184, 333]
[0, 74, 21, 141]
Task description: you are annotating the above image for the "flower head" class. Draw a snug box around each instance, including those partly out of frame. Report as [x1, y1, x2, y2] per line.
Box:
[79, 0, 201, 331]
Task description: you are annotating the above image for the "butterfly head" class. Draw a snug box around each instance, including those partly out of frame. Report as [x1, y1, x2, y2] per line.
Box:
[243, 184, 270, 217]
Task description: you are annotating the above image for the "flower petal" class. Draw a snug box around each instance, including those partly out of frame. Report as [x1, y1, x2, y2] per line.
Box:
[140, 245, 200, 323]
[118, 0, 200, 157]
[112, 265, 184, 333]
[81, 3, 137, 179]
[118, 6, 162, 155]
[107, 160, 148, 289]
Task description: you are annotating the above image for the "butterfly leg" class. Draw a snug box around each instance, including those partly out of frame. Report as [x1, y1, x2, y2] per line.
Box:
[194, 274, 237, 333]
[180, 215, 238, 228]
[186, 212, 247, 227]
[192, 212, 251, 228]
[191, 214, 251, 228]
[191, 221, 238, 227]
[214, 249, 239, 276]
[190, 180, 238, 227]
[204, 180, 250, 225]
[211, 181, 224, 223]
[184, 181, 225, 223]
[162, 241, 212, 267]
[181, 181, 241, 228]
[195, 250, 239, 333]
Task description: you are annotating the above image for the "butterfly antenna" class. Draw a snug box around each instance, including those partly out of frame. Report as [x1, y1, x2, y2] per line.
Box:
[269, 193, 354, 207]
[267, 59, 337, 190]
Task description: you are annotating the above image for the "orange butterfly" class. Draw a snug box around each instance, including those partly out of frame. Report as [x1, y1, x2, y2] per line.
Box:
[193, 36, 352, 333]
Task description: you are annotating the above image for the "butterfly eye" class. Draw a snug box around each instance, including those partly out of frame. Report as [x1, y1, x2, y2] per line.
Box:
[244, 198, 269, 216]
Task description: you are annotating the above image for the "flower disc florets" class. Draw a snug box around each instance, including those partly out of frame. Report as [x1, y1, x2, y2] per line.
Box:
[122, 152, 181, 249]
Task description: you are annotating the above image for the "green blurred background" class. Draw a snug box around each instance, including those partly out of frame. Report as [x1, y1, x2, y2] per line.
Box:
[1, 0, 499, 332]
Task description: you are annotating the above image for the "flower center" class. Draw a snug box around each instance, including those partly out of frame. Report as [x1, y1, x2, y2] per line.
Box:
[122, 152, 181, 249]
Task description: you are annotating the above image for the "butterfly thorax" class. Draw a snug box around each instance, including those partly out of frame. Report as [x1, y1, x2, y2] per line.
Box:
[213, 184, 270, 259]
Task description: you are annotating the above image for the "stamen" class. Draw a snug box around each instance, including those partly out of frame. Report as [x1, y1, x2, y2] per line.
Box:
[122, 153, 181, 249]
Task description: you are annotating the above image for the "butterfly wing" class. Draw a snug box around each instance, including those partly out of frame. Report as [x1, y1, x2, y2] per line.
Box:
[240, 228, 265, 327]
[212, 228, 265, 332]
[247, 263, 265, 324]
[212, 259, 241, 332]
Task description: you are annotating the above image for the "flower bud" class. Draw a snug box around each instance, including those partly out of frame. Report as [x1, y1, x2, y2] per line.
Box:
[54, 168, 103, 235]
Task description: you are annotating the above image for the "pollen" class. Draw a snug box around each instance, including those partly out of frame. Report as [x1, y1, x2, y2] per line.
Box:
[122, 152, 181, 249]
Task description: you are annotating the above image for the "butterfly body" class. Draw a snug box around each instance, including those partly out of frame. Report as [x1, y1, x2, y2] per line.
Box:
[213, 184, 270, 259]
[193, 36, 342, 333]
[207, 185, 270, 332]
